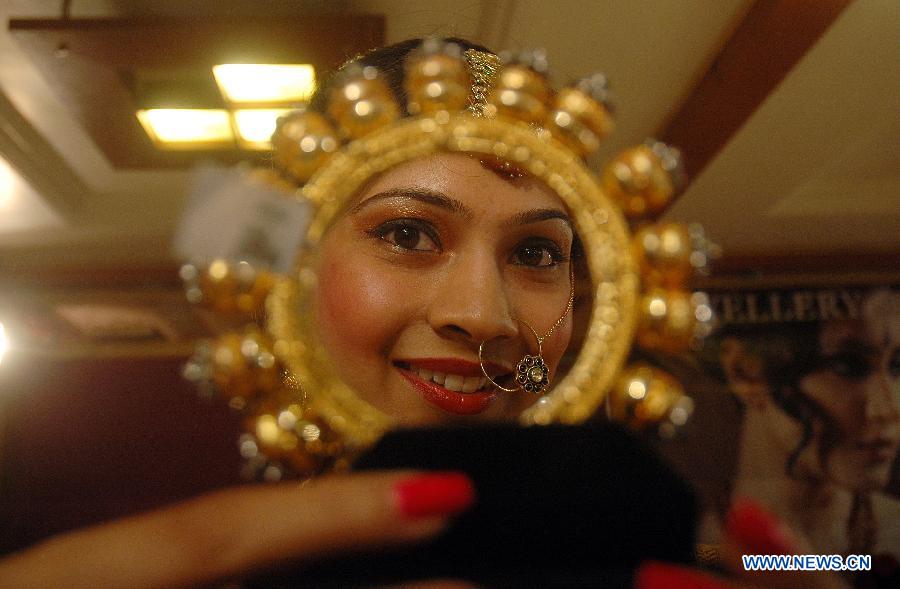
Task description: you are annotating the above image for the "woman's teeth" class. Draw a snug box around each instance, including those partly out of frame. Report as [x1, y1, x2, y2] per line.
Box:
[412, 367, 488, 393]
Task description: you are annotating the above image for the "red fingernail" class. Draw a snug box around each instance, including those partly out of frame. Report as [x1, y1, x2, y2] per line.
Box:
[725, 498, 795, 555]
[634, 561, 731, 589]
[394, 472, 476, 519]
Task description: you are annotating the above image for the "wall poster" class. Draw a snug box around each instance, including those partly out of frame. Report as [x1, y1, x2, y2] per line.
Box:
[690, 282, 898, 579]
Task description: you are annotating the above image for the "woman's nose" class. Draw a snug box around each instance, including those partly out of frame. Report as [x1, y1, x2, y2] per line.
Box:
[426, 252, 518, 344]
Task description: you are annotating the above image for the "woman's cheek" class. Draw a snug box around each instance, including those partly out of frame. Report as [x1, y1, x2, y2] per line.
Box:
[799, 372, 863, 434]
[316, 251, 412, 359]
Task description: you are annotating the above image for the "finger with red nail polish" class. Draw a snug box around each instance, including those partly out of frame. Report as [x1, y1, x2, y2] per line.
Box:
[394, 471, 477, 519]
[720, 500, 846, 589]
[725, 498, 796, 555]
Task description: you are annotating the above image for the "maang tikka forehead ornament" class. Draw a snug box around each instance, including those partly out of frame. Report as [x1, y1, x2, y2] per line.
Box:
[181, 39, 717, 481]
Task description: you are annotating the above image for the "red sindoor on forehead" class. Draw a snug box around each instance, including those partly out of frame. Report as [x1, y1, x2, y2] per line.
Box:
[471, 154, 530, 183]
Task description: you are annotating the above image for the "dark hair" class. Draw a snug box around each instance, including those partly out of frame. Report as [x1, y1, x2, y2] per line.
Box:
[309, 37, 494, 116]
[710, 322, 839, 476]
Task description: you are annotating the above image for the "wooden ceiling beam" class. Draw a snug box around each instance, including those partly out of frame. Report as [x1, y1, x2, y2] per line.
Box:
[658, 0, 854, 182]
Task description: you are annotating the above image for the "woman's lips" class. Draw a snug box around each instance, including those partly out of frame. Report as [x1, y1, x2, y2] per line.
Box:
[855, 438, 898, 464]
[394, 358, 510, 415]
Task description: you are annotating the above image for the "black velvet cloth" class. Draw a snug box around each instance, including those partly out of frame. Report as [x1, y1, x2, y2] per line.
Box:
[250, 423, 697, 588]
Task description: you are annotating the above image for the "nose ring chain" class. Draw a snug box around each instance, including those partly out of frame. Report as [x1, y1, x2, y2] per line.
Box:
[478, 265, 575, 395]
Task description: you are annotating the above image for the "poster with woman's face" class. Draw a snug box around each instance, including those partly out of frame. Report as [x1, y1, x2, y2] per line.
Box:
[698, 285, 899, 559]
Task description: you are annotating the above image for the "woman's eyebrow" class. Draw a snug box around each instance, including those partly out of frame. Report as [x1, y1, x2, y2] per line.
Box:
[350, 188, 571, 229]
[350, 187, 473, 219]
[504, 208, 572, 229]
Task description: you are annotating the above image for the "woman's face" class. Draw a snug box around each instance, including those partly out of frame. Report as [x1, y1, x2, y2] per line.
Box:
[315, 153, 575, 427]
[798, 292, 900, 491]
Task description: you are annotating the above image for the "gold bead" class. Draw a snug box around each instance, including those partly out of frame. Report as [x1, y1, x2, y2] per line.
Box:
[197, 260, 275, 317]
[244, 402, 342, 476]
[633, 222, 693, 288]
[602, 144, 674, 220]
[327, 67, 400, 139]
[609, 363, 685, 430]
[211, 327, 281, 400]
[212, 332, 254, 399]
[248, 411, 318, 474]
[271, 111, 340, 183]
[636, 288, 697, 354]
[546, 87, 613, 156]
[198, 259, 235, 312]
[486, 65, 551, 124]
[405, 53, 470, 115]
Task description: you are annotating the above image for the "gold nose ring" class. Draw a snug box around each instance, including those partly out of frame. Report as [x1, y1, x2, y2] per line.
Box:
[479, 320, 550, 394]
[478, 264, 574, 394]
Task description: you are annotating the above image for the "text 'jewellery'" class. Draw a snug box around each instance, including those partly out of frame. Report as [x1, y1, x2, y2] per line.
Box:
[179, 38, 718, 481]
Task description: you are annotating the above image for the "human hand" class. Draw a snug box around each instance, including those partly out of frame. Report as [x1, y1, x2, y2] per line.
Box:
[0, 471, 475, 589]
[634, 498, 847, 589]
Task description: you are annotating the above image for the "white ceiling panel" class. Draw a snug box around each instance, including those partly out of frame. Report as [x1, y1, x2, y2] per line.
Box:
[0, 0, 895, 269]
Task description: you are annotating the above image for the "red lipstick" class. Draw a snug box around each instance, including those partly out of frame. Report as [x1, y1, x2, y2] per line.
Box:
[395, 358, 509, 415]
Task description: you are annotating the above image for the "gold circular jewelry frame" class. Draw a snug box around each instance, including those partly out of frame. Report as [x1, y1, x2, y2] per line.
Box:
[267, 113, 639, 450]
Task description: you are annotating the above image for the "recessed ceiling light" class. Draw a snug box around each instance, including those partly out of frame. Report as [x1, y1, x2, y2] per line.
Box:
[0, 322, 8, 365]
[136, 109, 234, 148]
[0, 158, 13, 210]
[213, 64, 316, 105]
[233, 108, 295, 149]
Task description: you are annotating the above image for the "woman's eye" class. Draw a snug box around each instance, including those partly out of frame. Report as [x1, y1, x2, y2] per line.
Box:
[372, 220, 440, 252]
[386, 226, 425, 250]
[827, 353, 872, 380]
[889, 350, 900, 379]
[512, 241, 565, 267]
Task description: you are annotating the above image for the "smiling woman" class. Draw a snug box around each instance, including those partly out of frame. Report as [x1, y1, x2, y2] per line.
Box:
[2, 37, 783, 589]
[253, 38, 652, 458]
[315, 153, 576, 425]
